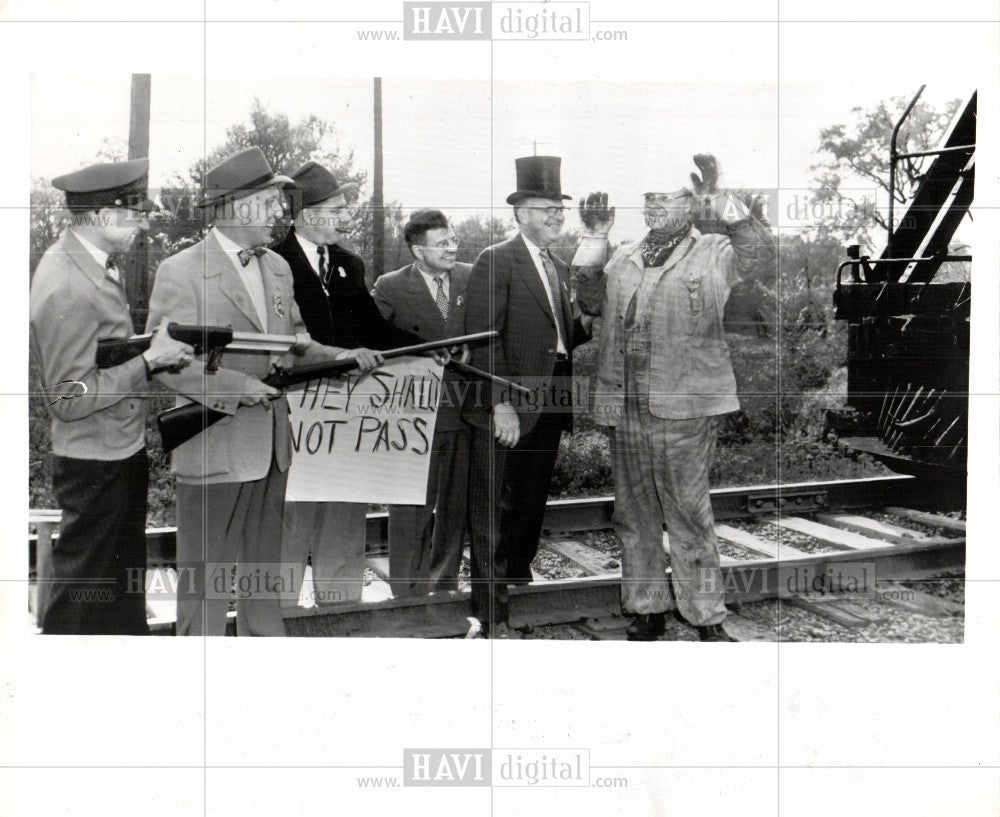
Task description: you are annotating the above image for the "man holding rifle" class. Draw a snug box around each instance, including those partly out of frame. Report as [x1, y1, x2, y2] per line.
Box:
[30, 157, 194, 635]
[146, 147, 379, 636]
[272, 161, 425, 608]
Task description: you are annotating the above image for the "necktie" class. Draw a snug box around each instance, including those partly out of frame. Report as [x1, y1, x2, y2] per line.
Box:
[237, 245, 267, 267]
[105, 253, 122, 283]
[433, 275, 449, 320]
[540, 248, 568, 348]
[317, 245, 328, 282]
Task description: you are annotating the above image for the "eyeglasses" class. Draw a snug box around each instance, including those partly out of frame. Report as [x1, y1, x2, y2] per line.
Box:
[413, 237, 460, 249]
[524, 206, 569, 217]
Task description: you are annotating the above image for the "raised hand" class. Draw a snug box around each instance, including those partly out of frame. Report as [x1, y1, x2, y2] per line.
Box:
[690, 153, 719, 195]
[578, 191, 615, 236]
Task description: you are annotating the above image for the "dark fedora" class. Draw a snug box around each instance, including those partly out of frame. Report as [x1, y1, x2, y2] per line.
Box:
[506, 155, 571, 205]
[289, 161, 359, 215]
[196, 147, 295, 208]
[52, 157, 156, 212]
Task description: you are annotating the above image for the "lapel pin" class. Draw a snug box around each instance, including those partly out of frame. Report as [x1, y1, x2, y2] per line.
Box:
[338, 266, 347, 278]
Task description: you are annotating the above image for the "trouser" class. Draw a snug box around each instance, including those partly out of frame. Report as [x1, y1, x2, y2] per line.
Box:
[468, 401, 566, 624]
[175, 456, 288, 637]
[612, 407, 727, 627]
[279, 501, 367, 608]
[40, 449, 150, 635]
[388, 427, 470, 598]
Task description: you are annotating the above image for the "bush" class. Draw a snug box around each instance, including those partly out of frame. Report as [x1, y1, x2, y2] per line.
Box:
[551, 429, 613, 498]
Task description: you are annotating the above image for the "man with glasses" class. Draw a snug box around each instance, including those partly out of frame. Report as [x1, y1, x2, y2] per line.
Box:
[463, 155, 599, 637]
[271, 161, 421, 609]
[30, 157, 196, 634]
[372, 210, 472, 597]
[575, 154, 776, 641]
[147, 148, 369, 636]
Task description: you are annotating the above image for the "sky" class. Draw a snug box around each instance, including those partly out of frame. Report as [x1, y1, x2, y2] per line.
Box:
[31, 74, 970, 243]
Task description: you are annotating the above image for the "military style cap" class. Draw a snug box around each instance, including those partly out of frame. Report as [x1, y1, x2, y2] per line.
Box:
[52, 157, 155, 212]
[288, 162, 359, 215]
[197, 147, 295, 209]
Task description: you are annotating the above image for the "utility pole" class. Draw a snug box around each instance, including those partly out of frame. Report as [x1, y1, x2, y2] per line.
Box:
[372, 77, 385, 283]
[127, 73, 152, 329]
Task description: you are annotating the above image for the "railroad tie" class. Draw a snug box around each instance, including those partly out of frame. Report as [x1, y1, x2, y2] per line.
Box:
[767, 516, 889, 551]
[884, 507, 966, 534]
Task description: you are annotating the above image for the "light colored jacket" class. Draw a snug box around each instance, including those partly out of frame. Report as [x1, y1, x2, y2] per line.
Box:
[591, 227, 745, 424]
[30, 230, 148, 460]
[146, 231, 334, 484]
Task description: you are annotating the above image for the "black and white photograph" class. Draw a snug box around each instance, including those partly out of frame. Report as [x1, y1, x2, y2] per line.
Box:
[3, 1, 999, 815]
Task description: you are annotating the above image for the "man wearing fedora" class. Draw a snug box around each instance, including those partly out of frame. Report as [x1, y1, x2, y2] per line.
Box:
[574, 155, 776, 641]
[30, 157, 196, 634]
[373, 209, 472, 598]
[271, 161, 421, 608]
[463, 155, 597, 636]
[146, 147, 375, 636]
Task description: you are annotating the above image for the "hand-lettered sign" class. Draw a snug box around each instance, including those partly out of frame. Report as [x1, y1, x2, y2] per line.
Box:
[284, 356, 443, 504]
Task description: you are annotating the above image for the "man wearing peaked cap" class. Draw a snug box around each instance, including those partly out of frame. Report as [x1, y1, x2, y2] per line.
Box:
[30, 157, 196, 635]
[463, 155, 602, 636]
[271, 160, 422, 610]
[146, 147, 379, 636]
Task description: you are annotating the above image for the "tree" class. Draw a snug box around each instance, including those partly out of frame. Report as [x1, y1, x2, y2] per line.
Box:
[452, 214, 515, 264]
[188, 98, 364, 190]
[30, 178, 68, 276]
[811, 94, 962, 249]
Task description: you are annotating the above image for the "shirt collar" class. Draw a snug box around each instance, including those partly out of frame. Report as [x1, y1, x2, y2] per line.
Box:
[520, 232, 546, 259]
[295, 231, 321, 257]
[212, 227, 244, 256]
[71, 229, 109, 269]
[212, 227, 256, 273]
[417, 264, 449, 291]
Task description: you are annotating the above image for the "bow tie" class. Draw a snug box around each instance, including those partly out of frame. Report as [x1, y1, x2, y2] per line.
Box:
[237, 246, 267, 267]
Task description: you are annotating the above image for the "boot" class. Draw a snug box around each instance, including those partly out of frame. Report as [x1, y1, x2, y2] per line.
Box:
[697, 622, 737, 642]
[626, 613, 666, 641]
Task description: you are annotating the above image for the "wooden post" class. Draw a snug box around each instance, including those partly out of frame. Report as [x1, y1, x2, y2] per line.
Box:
[372, 77, 385, 284]
[127, 74, 152, 330]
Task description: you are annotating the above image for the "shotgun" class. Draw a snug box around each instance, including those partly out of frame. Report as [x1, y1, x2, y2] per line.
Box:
[157, 330, 515, 453]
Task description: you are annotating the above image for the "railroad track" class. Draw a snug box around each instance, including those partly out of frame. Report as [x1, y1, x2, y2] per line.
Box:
[29, 475, 966, 640]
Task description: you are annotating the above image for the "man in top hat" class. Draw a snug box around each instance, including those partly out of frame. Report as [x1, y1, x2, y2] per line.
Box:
[146, 147, 377, 636]
[463, 155, 600, 636]
[372, 209, 472, 597]
[30, 157, 196, 634]
[271, 161, 423, 608]
[574, 154, 776, 641]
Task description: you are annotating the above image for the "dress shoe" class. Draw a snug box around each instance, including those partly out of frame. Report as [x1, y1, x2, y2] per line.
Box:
[697, 622, 737, 642]
[626, 612, 666, 641]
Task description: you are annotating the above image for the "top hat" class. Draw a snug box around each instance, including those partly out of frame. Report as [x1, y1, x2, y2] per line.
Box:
[196, 147, 295, 209]
[289, 162, 359, 215]
[506, 155, 571, 205]
[52, 157, 155, 212]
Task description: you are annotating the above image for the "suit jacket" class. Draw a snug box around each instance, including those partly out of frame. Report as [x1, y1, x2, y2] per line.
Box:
[146, 230, 336, 484]
[372, 262, 472, 432]
[29, 230, 148, 460]
[463, 233, 589, 435]
[272, 227, 421, 350]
